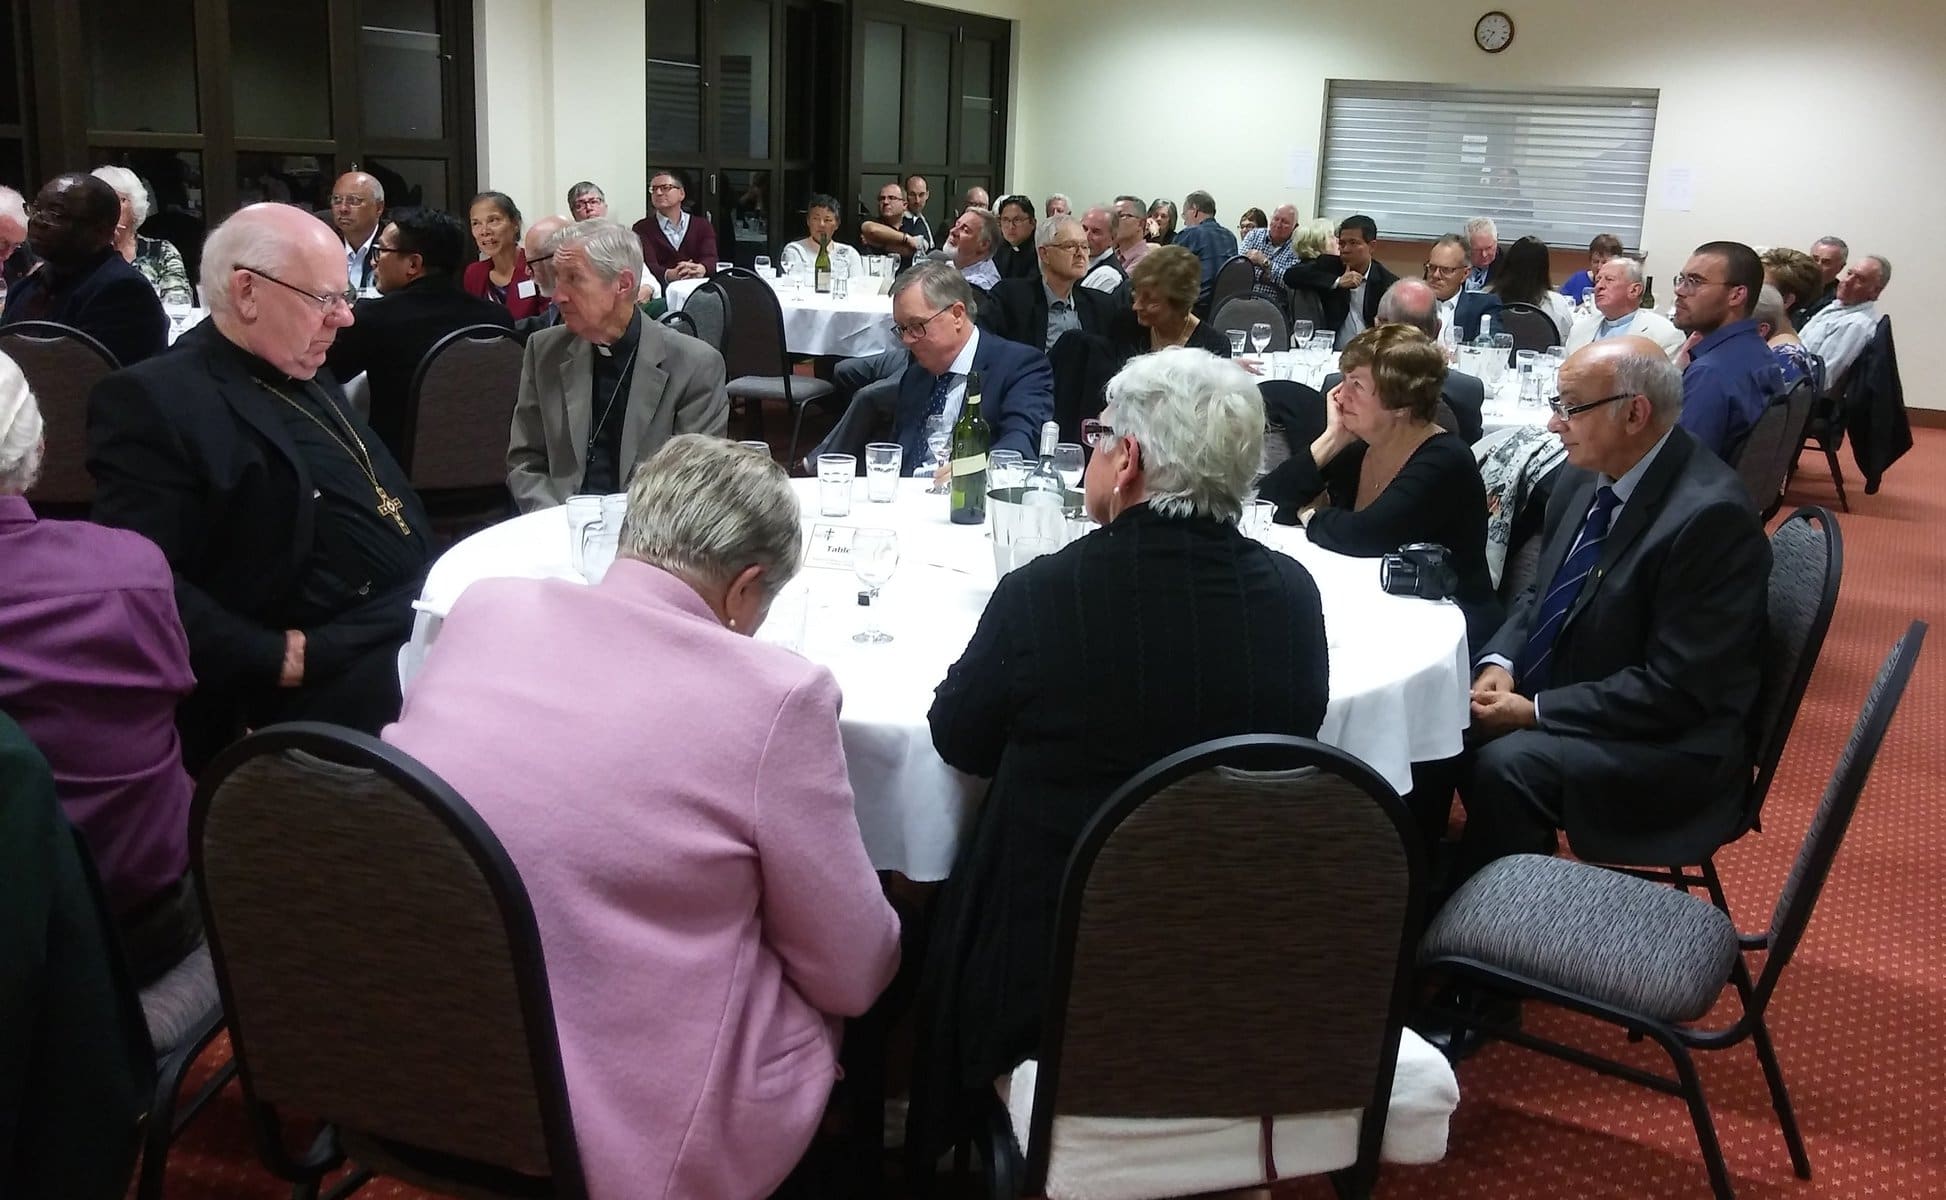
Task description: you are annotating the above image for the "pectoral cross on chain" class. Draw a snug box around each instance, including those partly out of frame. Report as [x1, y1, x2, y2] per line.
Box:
[375, 486, 412, 536]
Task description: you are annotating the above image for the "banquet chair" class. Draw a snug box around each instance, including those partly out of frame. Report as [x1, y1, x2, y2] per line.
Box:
[1492, 302, 1560, 354]
[1599, 507, 1842, 936]
[1259, 379, 1325, 458]
[658, 309, 700, 340]
[1211, 296, 1288, 353]
[1206, 255, 1256, 321]
[192, 723, 587, 1200]
[681, 283, 728, 351]
[982, 735, 1453, 1200]
[404, 324, 524, 542]
[0, 319, 119, 516]
[1730, 382, 1813, 518]
[1421, 621, 1925, 1200]
[1797, 360, 1857, 513]
[711, 267, 836, 461]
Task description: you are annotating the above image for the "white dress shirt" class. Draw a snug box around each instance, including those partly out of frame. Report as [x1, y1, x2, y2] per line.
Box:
[345, 227, 378, 289]
[929, 327, 983, 429]
[657, 211, 692, 249]
[1563, 308, 1686, 359]
[961, 258, 1001, 291]
[1799, 300, 1879, 385]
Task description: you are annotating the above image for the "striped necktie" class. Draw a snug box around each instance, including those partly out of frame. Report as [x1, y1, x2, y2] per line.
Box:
[1515, 485, 1620, 692]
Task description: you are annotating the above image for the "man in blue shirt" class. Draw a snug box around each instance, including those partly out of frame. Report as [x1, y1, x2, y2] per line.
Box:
[1170, 190, 1237, 313]
[1672, 240, 1782, 461]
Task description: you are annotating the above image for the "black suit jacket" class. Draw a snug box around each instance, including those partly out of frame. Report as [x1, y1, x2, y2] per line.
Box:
[87, 322, 431, 765]
[1481, 427, 1769, 857]
[992, 239, 1038, 281]
[325, 276, 516, 462]
[0, 248, 166, 367]
[913, 504, 1331, 1149]
[888, 330, 1054, 464]
[1281, 255, 1400, 333]
[976, 276, 1119, 354]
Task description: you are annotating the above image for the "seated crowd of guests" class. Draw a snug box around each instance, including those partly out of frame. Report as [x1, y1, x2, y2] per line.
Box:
[0, 160, 1881, 1198]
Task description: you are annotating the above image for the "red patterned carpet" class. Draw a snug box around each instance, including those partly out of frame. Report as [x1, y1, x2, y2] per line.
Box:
[152, 428, 1946, 1200]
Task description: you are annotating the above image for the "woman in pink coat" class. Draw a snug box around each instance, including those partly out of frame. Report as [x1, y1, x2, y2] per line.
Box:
[385, 435, 901, 1199]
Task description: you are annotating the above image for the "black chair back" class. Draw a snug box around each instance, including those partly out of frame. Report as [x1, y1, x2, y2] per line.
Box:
[403, 324, 524, 488]
[1493, 302, 1561, 353]
[712, 267, 793, 387]
[1206, 255, 1256, 320]
[192, 724, 587, 1198]
[659, 309, 700, 339]
[1022, 735, 1424, 1196]
[682, 283, 728, 350]
[1752, 622, 1925, 1012]
[1258, 379, 1325, 451]
[1732, 383, 1810, 516]
[1740, 507, 1843, 840]
[0, 320, 119, 508]
[1211, 296, 1288, 353]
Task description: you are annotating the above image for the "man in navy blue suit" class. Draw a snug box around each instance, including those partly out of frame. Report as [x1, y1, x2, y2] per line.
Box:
[1424, 233, 1502, 344]
[0, 174, 166, 367]
[886, 259, 1053, 468]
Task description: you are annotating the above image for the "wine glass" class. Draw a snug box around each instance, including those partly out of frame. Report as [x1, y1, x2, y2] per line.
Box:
[923, 416, 953, 494]
[1053, 443, 1085, 490]
[1250, 322, 1273, 355]
[1226, 328, 1247, 357]
[851, 528, 900, 644]
[1289, 319, 1314, 348]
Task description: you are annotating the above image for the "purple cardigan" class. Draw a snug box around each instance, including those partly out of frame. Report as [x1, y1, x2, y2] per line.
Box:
[0, 495, 195, 913]
[632, 211, 720, 283]
[384, 560, 900, 1199]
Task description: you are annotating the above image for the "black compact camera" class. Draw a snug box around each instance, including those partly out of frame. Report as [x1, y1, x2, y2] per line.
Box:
[1380, 543, 1459, 601]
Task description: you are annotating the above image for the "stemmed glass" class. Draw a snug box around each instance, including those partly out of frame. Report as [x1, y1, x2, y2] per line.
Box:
[1250, 322, 1273, 355]
[1289, 319, 1315, 348]
[851, 528, 900, 644]
[1053, 443, 1086, 490]
[923, 415, 953, 493]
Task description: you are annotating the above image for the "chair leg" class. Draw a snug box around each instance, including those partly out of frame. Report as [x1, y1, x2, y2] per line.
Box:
[1824, 448, 1850, 511]
[137, 1010, 234, 1200]
[1666, 1042, 1737, 1200]
[1748, 1014, 1813, 1179]
[786, 399, 811, 470]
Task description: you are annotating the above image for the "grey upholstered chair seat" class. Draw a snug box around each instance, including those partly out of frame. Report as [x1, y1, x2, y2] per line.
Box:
[727, 374, 835, 402]
[1421, 853, 1740, 1023]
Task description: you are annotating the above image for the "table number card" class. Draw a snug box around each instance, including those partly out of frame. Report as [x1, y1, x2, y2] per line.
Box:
[805, 523, 858, 570]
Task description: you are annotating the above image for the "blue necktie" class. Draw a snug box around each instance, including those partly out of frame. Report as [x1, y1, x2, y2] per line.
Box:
[1516, 485, 1620, 692]
[925, 372, 955, 420]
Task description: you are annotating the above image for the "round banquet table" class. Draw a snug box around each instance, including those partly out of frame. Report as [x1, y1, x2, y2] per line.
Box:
[1248, 350, 1553, 438]
[664, 275, 899, 358]
[401, 478, 1471, 880]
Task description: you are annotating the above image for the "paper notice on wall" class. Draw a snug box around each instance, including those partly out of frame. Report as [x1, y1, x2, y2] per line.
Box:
[1286, 148, 1316, 191]
[1661, 166, 1696, 211]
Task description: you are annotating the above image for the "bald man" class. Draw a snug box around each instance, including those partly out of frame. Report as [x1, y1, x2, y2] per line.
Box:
[88, 203, 431, 770]
[329, 170, 386, 290]
[0, 173, 166, 366]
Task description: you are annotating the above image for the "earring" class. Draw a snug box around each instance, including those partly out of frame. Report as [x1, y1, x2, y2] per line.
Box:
[729, 617, 738, 630]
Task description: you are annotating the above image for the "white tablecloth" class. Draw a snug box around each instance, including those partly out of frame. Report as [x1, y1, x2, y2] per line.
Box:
[402, 479, 1470, 880]
[665, 276, 899, 358]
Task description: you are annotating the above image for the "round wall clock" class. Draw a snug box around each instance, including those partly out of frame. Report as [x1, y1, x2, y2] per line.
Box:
[1474, 11, 1515, 53]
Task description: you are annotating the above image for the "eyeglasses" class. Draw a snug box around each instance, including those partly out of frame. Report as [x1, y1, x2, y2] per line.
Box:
[525, 252, 555, 266]
[372, 244, 404, 256]
[241, 267, 359, 313]
[329, 194, 374, 207]
[1671, 273, 1731, 294]
[1080, 419, 1118, 449]
[1546, 392, 1632, 420]
[1045, 240, 1090, 254]
[649, 182, 683, 193]
[1423, 263, 1468, 278]
[999, 214, 1035, 226]
[890, 305, 957, 341]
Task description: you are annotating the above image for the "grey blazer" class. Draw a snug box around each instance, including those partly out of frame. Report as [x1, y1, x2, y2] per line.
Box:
[506, 320, 729, 511]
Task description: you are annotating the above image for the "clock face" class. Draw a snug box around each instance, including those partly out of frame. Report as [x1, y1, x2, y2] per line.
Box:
[1475, 11, 1514, 52]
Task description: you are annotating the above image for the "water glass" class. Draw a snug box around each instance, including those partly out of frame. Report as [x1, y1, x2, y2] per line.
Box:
[832, 275, 850, 300]
[1226, 328, 1247, 356]
[817, 453, 855, 516]
[923, 416, 953, 493]
[737, 439, 772, 458]
[753, 255, 772, 277]
[1290, 319, 1314, 348]
[1545, 345, 1567, 366]
[864, 442, 903, 502]
[851, 528, 900, 644]
[1012, 536, 1058, 571]
[988, 448, 1026, 490]
[1054, 443, 1086, 490]
[565, 494, 604, 575]
[714, 261, 733, 275]
[1241, 498, 1277, 539]
[1516, 349, 1540, 377]
[1250, 322, 1273, 355]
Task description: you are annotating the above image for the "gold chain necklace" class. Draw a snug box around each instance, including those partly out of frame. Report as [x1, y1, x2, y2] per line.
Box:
[253, 378, 413, 537]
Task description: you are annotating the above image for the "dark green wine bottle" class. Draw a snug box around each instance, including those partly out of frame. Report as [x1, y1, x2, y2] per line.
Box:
[948, 370, 989, 525]
[1639, 275, 1656, 310]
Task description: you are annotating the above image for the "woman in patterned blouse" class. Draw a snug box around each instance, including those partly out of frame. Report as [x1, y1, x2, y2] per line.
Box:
[90, 166, 192, 306]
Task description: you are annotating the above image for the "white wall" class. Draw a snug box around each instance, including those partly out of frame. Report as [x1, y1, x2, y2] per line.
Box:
[999, 0, 1946, 407]
[474, 0, 648, 229]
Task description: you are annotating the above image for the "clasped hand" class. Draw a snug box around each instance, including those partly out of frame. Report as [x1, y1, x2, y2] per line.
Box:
[1468, 664, 1535, 737]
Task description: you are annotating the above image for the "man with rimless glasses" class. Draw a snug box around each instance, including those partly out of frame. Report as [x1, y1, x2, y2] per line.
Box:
[88, 203, 431, 772]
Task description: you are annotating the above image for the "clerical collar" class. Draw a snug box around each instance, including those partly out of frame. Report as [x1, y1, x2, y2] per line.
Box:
[593, 308, 643, 357]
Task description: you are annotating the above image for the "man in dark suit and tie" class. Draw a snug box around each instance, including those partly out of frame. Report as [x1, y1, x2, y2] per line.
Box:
[977, 216, 1122, 355]
[1459, 335, 1769, 881]
[0, 173, 165, 366]
[1424, 234, 1502, 344]
[324, 207, 515, 463]
[887, 260, 1053, 468]
[1318, 279, 1486, 443]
